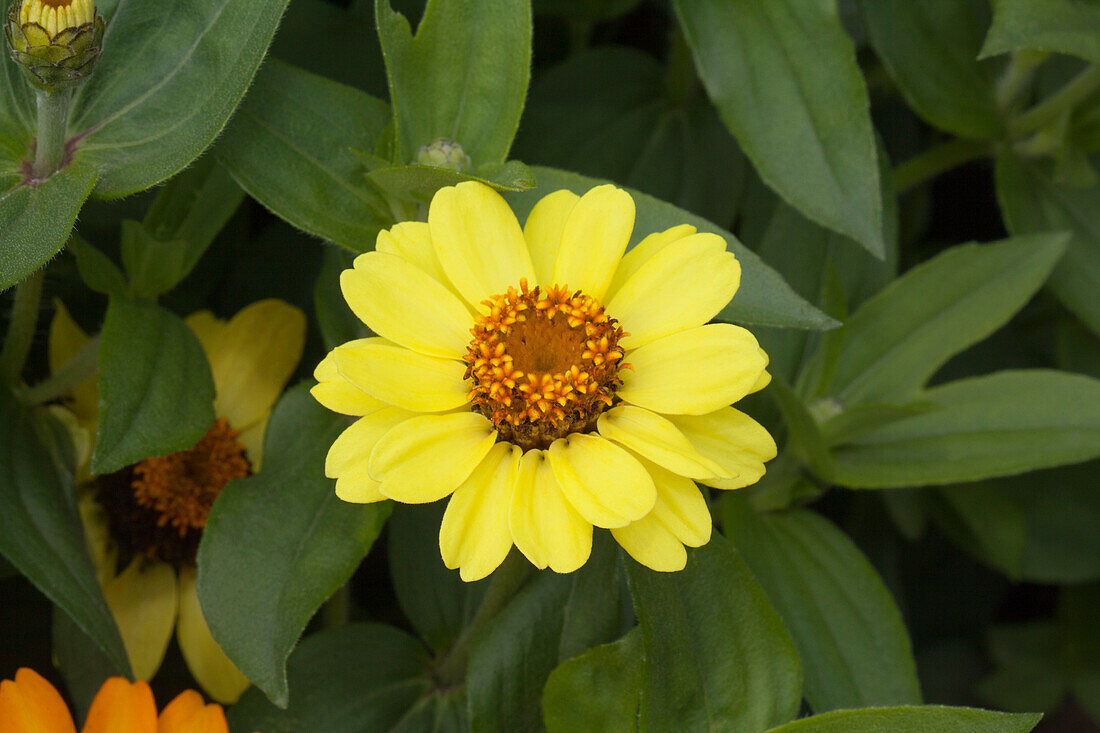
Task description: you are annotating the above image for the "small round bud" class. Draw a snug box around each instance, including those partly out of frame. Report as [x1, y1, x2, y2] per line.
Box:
[5, 0, 104, 91]
[415, 138, 472, 173]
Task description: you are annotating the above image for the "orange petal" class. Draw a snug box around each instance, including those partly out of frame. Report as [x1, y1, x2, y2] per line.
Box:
[82, 678, 157, 733]
[157, 690, 228, 733]
[0, 669, 77, 733]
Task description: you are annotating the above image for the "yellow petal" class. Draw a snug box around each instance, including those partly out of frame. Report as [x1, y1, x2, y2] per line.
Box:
[48, 299, 97, 422]
[618, 324, 769, 415]
[750, 366, 772, 394]
[50, 405, 93, 484]
[176, 567, 250, 705]
[370, 412, 497, 504]
[341, 252, 472, 358]
[236, 419, 266, 470]
[509, 449, 592, 573]
[157, 690, 228, 733]
[607, 233, 740, 349]
[375, 222, 454, 293]
[667, 407, 777, 490]
[325, 406, 414, 503]
[200, 300, 305, 431]
[611, 513, 687, 572]
[333, 338, 469, 412]
[552, 185, 634, 300]
[523, 189, 579, 285]
[634, 454, 713, 547]
[103, 558, 178, 681]
[429, 182, 536, 309]
[78, 491, 118, 589]
[311, 341, 387, 417]
[605, 225, 696, 302]
[183, 311, 225, 358]
[547, 433, 656, 528]
[82, 678, 157, 733]
[597, 405, 729, 480]
[0, 669, 77, 733]
[439, 443, 521, 581]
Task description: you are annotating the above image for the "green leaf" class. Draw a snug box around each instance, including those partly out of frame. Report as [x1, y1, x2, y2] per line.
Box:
[935, 483, 1028, 577]
[52, 605, 120, 722]
[68, 233, 128, 296]
[512, 45, 746, 225]
[197, 385, 391, 707]
[997, 153, 1100, 337]
[769, 376, 836, 479]
[626, 534, 802, 733]
[368, 159, 535, 203]
[763, 705, 1041, 733]
[673, 0, 884, 256]
[860, 0, 1002, 139]
[228, 623, 431, 731]
[982, 0, 1100, 64]
[0, 41, 33, 164]
[376, 0, 532, 165]
[91, 297, 215, 475]
[543, 628, 643, 733]
[0, 164, 97, 293]
[831, 370, 1100, 488]
[387, 502, 486, 654]
[118, 222, 189, 300]
[70, 0, 292, 197]
[0, 389, 130, 675]
[314, 247, 363, 351]
[828, 233, 1068, 406]
[720, 496, 922, 712]
[216, 59, 394, 251]
[504, 166, 836, 330]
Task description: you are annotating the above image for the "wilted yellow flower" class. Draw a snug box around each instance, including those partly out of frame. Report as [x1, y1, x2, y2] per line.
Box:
[49, 299, 305, 704]
[314, 182, 775, 581]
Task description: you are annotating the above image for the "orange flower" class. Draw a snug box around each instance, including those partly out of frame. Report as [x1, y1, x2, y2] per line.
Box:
[0, 668, 227, 732]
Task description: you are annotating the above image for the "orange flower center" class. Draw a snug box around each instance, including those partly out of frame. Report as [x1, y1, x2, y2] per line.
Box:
[464, 279, 628, 449]
[97, 419, 251, 566]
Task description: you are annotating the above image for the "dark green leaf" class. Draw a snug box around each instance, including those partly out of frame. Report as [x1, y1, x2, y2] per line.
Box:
[555, 532, 630, 661]
[763, 705, 1041, 733]
[217, 59, 394, 251]
[376, 0, 532, 165]
[820, 403, 937, 447]
[673, 0, 884, 255]
[626, 534, 802, 733]
[68, 233, 128, 296]
[997, 153, 1100, 337]
[197, 385, 391, 707]
[0, 42, 33, 164]
[828, 234, 1067, 405]
[831, 370, 1100, 488]
[533, 0, 640, 20]
[543, 628, 643, 733]
[504, 166, 836, 330]
[0, 389, 130, 674]
[982, 0, 1100, 64]
[368, 159, 535, 203]
[52, 605, 119, 722]
[513, 46, 746, 225]
[228, 623, 431, 731]
[71, 0, 292, 197]
[935, 484, 1028, 577]
[91, 297, 216, 475]
[720, 496, 922, 712]
[0, 164, 97, 293]
[314, 246, 365, 351]
[119, 222, 190, 300]
[860, 0, 1002, 139]
[768, 376, 836, 479]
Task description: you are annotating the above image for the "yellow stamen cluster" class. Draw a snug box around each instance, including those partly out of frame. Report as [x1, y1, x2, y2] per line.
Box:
[19, 0, 94, 37]
[464, 279, 628, 449]
[131, 419, 250, 537]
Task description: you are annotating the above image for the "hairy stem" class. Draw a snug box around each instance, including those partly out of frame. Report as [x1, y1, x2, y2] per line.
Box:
[0, 268, 45, 387]
[32, 87, 72, 179]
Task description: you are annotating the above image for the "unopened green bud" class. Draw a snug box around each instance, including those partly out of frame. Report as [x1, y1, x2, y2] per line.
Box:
[5, 0, 104, 91]
[415, 138, 472, 173]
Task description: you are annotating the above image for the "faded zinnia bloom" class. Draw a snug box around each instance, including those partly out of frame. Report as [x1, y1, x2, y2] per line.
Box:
[314, 182, 775, 581]
[48, 299, 305, 704]
[0, 667, 227, 732]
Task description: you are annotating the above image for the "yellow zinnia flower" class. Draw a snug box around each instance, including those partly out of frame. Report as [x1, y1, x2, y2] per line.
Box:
[313, 182, 775, 581]
[0, 667, 227, 732]
[48, 299, 305, 704]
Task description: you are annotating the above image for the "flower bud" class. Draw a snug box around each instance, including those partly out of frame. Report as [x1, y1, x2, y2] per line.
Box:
[415, 138, 472, 173]
[5, 0, 104, 91]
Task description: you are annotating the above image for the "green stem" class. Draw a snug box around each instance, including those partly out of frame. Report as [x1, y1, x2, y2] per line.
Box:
[1009, 64, 1100, 139]
[996, 50, 1049, 112]
[32, 87, 72, 179]
[892, 138, 992, 194]
[433, 550, 531, 686]
[20, 335, 98, 405]
[0, 268, 45, 387]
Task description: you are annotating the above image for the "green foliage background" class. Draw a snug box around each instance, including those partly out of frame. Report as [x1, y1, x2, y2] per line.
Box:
[2, 0, 1100, 731]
